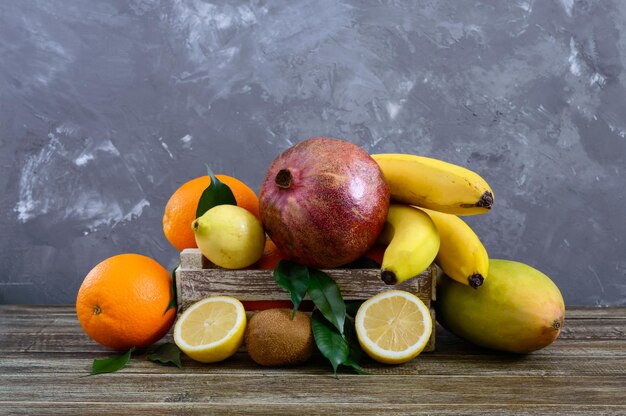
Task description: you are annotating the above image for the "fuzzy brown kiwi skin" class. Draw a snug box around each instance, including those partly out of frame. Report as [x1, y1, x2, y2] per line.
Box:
[245, 308, 314, 366]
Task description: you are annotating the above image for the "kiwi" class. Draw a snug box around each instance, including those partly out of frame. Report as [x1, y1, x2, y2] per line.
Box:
[245, 308, 314, 366]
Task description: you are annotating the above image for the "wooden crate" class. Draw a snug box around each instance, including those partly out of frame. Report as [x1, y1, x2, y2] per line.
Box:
[176, 248, 436, 351]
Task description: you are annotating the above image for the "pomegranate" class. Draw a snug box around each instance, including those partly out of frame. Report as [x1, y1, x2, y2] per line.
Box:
[259, 137, 390, 268]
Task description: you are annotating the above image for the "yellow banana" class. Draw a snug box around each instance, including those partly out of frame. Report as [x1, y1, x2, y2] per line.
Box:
[377, 204, 440, 285]
[371, 153, 494, 215]
[419, 207, 489, 289]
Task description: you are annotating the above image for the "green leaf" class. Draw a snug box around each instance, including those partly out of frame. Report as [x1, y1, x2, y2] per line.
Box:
[345, 300, 364, 318]
[165, 262, 179, 314]
[343, 357, 370, 375]
[273, 260, 310, 318]
[311, 309, 370, 377]
[195, 165, 237, 218]
[311, 310, 370, 377]
[344, 316, 370, 374]
[147, 343, 182, 369]
[90, 347, 135, 376]
[307, 268, 345, 335]
[311, 310, 349, 378]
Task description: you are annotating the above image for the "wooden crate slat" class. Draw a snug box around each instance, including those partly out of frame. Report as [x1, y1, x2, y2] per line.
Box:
[177, 250, 434, 306]
[176, 248, 436, 352]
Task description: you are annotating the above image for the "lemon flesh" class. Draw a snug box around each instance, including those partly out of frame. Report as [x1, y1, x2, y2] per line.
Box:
[355, 290, 432, 364]
[174, 296, 246, 363]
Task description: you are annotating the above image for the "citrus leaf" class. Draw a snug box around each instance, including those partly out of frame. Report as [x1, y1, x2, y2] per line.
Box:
[311, 310, 371, 377]
[344, 316, 370, 374]
[195, 165, 237, 218]
[164, 262, 179, 314]
[345, 300, 364, 318]
[307, 268, 345, 335]
[147, 343, 182, 369]
[343, 357, 370, 375]
[311, 310, 349, 378]
[273, 260, 310, 318]
[90, 347, 135, 376]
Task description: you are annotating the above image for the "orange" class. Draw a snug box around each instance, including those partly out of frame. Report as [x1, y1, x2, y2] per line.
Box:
[76, 254, 176, 350]
[255, 238, 284, 270]
[163, 175, 260, 251]
[363, 244, 386, 266]
[242, 238, 288, 311]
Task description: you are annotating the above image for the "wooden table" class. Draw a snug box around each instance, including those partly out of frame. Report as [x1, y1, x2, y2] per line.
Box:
[0, 305, 624, 415]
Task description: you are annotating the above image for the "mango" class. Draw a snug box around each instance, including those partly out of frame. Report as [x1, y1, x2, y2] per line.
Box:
[435, 259, 565, 353]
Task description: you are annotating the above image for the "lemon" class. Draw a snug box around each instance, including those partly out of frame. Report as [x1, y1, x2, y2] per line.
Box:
[192, 205, 265, 269]
[355, 290, 432, 364]
[173, 296, 247, 363]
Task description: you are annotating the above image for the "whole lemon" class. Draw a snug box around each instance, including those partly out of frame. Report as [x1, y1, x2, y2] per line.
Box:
[192, 205, 265, 269]
[163, 175, 260, 252]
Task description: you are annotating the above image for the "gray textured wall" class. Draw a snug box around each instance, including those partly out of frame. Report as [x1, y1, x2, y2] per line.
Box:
[1, 0, 625, 305]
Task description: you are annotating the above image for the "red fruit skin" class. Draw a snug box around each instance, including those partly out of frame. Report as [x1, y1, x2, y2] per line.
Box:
[259, 137, 390, 268]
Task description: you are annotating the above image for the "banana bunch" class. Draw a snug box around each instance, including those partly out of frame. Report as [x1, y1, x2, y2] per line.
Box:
[418, 208, 489, 289]
[371, 154, 494, 215]
[377, 204, 440, 285]
[372, 153, 492, 288]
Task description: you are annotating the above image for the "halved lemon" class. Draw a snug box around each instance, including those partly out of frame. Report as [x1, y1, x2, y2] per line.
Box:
[173, 296, 246, 363]
[355, 290, 432, 364]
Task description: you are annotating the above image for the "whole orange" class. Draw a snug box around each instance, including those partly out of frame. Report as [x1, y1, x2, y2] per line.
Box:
[241, 238, 287, 311]
[76, 254, 176, 350]
[363, 244, 386, 266]
[255, 238, 285, 270]
[163, 175, 260, 251]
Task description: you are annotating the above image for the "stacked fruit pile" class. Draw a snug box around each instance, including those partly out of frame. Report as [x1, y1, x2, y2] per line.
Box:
[76, 137, 565, 374]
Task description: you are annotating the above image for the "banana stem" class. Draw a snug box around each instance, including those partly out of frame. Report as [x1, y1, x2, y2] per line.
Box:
[468, 273, 484, 289]
[381, 270, 397, 285]
[476, 191, 494, 209]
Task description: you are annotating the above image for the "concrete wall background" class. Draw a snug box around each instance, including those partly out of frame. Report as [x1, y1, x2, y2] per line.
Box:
[1, 0, 625, 305]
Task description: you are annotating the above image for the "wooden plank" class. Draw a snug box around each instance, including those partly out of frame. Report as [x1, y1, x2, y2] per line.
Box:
[558, 319, 626, 339]
[1, 304, 625, 318]
[0, 332, 436, 355]
[0, 316, 80, 334]
[0, 305, 78, 316]
[0, 327, 624, 357]
[0, 373, 624, 405]
[179, 248, 206, 269]
[431, 319, 626, 342]
[175, 250, 437, 350]
[433, 330, 626, 357]
[0, 305, 625, 413]
[0, 313, 434, 353]
[0, 307, 622, 362]
[0, 335, 622, 358]
[2, 351, 626, 377]
[2, 315, 624, 339]
[175, 248, 434, 307]
[176, 268, 434, 306]
[0, 402, 624, 416]
[0, 313, 626, 344]
[565, 307, 626, 319]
